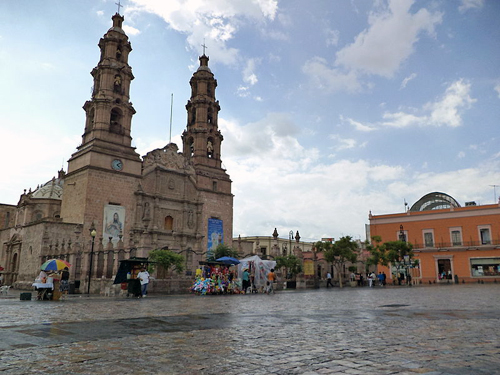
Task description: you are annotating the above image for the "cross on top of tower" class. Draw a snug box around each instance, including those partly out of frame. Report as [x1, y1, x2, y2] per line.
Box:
[115, 0, 123, 15]
[201, 39, 208, 56]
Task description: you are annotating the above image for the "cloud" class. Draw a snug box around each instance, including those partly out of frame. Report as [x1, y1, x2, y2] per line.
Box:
[335, 0, 442, 78]
[325, 28, 340, 47]
[458, 0, 484, 13]
[340, 115, 376, 132]
[123, 25, 141, 35]
[400, 73, 417, 89]
[302, 57, 362, 93]
[219, 113, 307, 162]
[381, 79, 475, 128]
[236, 85, 250, 97]
[426, 79, 476, 127]
[127, 0, 278, 65]
[242, 58, 260, 85]
[329, 134, 359, 151]
[495, 82, 500, 99]
[0, 127, 79, 205]
[303, 0, 442, 92]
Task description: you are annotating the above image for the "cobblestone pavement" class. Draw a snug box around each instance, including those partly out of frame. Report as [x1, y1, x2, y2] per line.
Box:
[0, 284, 499, 374]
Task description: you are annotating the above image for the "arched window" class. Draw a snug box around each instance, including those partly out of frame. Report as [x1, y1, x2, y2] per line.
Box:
[188, 137, 194, 157]
[34, 211, 43, 222]
[165, 216, 174, 231]
[207, 106, 213, 124]
[129, 248, 137, 258]
[110, 108, 123, 134]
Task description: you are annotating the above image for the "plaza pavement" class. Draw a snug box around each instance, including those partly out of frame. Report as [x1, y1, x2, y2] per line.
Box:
[0, 283, 499, 375]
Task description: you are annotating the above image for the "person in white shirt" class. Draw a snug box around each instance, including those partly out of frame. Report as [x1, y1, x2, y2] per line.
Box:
[137, 267, 150, 297]
[326, 272, 334, 288]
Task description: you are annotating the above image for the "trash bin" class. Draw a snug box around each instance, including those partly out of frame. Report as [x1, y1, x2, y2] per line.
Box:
[69, 282, 76, 294]
[20, 292, 32, 301]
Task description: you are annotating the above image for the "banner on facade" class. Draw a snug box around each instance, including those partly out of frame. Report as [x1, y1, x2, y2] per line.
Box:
[207, 218, 223, 259]
[103, 205, 125, 246]
[303, 260, 314, 276]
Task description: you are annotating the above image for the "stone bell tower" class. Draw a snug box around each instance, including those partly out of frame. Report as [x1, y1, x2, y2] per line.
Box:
[182, 54, 233, 254]
[182, 54, 223, 168]
[60, 13, 141, 238]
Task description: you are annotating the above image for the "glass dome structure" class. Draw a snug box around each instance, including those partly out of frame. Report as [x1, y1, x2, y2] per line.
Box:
[409, 192, 461, 212]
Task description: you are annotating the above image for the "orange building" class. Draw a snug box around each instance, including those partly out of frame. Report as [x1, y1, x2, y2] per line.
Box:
[368, 192, 500, 284]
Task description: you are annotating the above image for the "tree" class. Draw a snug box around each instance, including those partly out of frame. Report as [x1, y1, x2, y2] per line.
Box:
[208, 243, 239, 261]
[275, 255, 303, 280]
[367, 236, 417, 281]
[315, 236, 358, 288]
[148, 249, 185, 275]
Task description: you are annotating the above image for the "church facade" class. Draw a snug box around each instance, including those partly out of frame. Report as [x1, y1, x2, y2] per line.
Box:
[0, 14, 233, 292]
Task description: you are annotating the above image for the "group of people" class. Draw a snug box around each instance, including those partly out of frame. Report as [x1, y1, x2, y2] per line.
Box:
[242, 267, 276, 294]
[349, 271, 388, 287]
[35, 267, 70, 300]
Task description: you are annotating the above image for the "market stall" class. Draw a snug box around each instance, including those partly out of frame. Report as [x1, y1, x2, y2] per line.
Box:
[237, 255, 276, 293]
[191, 260, 241, 295]
[113, 257, 154, 298]
[32, 259, 71, 301]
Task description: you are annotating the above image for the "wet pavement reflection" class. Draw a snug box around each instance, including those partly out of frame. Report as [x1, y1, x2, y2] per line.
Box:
[0, 284, 499, 374]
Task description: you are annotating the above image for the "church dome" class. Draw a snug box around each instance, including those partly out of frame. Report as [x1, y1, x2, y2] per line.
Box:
[31, 177, 64, 200]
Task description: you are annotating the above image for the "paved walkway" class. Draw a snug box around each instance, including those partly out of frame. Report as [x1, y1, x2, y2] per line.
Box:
[0, 284, 499, 374]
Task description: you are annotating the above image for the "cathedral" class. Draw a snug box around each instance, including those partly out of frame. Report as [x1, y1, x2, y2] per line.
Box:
[0, 13, 233, 292]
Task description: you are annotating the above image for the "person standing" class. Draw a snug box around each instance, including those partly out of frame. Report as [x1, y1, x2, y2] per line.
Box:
[137, 267, 150, 298]
[242, 268, 250, 294]
[326, 272, 334, 288]
[377, 272, 384, 287]
[59, 267, 70, 300]
[266, 268, 276, 294]
[368, 272, 376, 287]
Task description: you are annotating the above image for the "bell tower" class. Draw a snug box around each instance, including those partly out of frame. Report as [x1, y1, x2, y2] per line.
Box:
[69, 13, 141, 169]
[182, 54, 233, 253]
[60, 13, 141, 233]
[182, 54, 223, 168]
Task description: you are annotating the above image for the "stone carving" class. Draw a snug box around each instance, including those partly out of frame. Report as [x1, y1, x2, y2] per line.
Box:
[187, 210, 194, 229]
[142, 202, 150, 220]
[143, 143, 195, 174]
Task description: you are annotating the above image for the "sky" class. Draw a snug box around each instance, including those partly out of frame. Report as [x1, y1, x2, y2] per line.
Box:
[0, 0, 499, 243]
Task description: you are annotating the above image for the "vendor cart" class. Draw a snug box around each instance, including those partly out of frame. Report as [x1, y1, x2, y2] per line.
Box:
[113, 257, 154, 298]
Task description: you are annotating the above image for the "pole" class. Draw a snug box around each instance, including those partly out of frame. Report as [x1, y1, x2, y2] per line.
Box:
[87, 237, 94, 294]
[169, 93, 173, 144]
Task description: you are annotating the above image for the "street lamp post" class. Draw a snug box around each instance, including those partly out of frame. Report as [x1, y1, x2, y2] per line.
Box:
[313, 247, 319, 289]
[399, 225, 411, 286]
[87, 222, 97, 294]
[289, 230, 293, 257]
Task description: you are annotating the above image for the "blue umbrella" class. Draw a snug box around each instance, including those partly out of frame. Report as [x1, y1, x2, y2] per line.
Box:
[216, 256, 240, 265]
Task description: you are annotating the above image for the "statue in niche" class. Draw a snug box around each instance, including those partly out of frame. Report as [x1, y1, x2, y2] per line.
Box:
[207, 140, 213, 157]
[187, 210, 194, 229]
[113, 75, 122, 93]
[142, 202, 151, 221]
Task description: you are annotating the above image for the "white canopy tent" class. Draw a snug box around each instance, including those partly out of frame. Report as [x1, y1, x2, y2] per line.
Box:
[237, 255, 277, 288]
